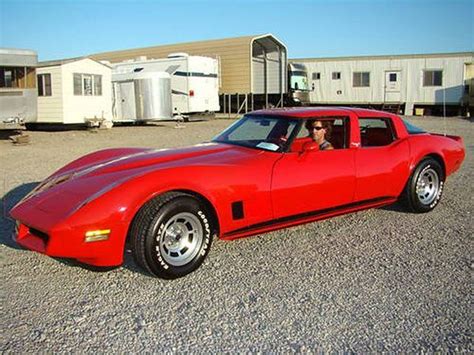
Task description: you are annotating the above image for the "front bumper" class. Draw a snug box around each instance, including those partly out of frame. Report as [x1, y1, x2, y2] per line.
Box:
[13, 219, 128, 267]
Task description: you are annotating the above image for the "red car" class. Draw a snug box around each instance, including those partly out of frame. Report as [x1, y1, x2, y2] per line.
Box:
[10, 108, 465, 278]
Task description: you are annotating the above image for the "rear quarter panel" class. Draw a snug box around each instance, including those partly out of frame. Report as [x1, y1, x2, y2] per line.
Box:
[406, 134, 465, 178]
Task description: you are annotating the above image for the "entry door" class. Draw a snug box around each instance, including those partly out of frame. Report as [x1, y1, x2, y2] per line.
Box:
[354, 117, 410, 201]
[119, 81, 136, 120]
[384, 71, 401, 102]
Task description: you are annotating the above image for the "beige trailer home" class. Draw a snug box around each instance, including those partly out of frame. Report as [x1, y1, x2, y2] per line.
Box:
[35, 58, 112, 125]
[91, 34, 288, 112]
[292, 52, 474, 115]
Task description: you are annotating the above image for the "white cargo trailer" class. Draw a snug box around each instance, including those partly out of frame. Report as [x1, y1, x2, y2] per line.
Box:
[111, 54, 219, 119]
[112, 71, 172, 122]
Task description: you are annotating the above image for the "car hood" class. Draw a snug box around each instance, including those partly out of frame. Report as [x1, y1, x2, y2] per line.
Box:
[11, 142, 268, 225]
[59, 142, 261, 178]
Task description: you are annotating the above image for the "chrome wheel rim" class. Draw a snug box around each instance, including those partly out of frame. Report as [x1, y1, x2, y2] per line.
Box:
[158, 212, 203, 266]
[416, 168, 439, 205]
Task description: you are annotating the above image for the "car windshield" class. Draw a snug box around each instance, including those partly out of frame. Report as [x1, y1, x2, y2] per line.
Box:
[212, 115, 299, 152]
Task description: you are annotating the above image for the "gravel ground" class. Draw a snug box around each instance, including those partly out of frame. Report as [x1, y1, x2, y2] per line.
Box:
[1, 116, 472, 352]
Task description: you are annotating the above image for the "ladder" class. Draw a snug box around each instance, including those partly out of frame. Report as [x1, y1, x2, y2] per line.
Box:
[381, 103, 402, 114]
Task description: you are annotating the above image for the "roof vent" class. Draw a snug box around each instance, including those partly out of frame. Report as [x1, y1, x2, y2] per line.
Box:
[168, 52, 189, 58]
[135, 56, 147, 61]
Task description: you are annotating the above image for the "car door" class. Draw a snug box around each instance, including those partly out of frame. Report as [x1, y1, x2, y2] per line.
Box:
[271, 116, 356, 219]
[354, 116, 410, 201]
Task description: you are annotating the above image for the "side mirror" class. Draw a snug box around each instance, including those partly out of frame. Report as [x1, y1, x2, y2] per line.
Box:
[301, 141, 319, 154]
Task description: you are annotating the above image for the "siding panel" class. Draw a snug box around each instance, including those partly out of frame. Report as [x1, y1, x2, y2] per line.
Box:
[36, 66, 64, 123]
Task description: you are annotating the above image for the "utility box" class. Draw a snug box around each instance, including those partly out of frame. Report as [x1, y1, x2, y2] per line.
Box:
[415, 108, 425, 116]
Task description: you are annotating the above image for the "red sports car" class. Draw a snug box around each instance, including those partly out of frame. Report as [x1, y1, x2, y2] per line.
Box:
[10, 108, 465, 278]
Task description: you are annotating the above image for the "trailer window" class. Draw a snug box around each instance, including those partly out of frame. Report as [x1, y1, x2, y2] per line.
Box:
[37, 74, 52, 96]
[4, 69, 13, 87]
[73, 74, 81, 95]
[353, 72, 370, 87]
[83, 75, 93, 96]
[93, 75, 102, 96]
[332, 72, 341, 80]
[423, 70, 442, 87]
[312, 72, 320, 80]
[359, 118, 396, 147]
[73, 73, 103, 96]
[1, 67, 29, 88]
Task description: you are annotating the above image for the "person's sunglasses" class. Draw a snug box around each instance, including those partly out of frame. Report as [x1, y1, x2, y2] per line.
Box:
[311, 126, 324, 131]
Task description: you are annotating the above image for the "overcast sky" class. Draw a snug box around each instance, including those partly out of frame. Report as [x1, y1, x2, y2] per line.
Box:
[1, 0, 472, 61]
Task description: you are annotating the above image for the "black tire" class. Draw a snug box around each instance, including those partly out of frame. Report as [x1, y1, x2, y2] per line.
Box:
[130, 192, 214, 279]
[403, 158, 444, 213]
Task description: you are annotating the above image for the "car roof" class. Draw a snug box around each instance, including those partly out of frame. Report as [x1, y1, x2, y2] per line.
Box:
[248, 106, 397, 119]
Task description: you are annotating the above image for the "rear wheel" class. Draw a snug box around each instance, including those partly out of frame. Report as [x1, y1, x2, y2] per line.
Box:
[130, 192, 215, 278]
[403, 158, 444, 213]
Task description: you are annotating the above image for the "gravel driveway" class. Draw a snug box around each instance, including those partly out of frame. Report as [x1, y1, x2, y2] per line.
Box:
[1, 116, 472, 352]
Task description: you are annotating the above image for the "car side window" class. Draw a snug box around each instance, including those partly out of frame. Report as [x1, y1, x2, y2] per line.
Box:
[292, 117, 350, 150]
[359, 118, 396, 147]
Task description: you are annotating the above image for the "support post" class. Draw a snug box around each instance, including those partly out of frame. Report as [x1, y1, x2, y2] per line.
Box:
[264, 48, 268, 109]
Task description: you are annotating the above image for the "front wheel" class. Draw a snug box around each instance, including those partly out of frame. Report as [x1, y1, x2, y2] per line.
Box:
[130, 192, 215, 279]
[403, 158, 444, 213]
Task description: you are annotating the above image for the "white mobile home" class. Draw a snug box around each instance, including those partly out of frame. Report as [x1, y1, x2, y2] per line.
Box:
[291, 52, 473, 115]
[111, 54, 219, 117]
[35, 58, 112, 125]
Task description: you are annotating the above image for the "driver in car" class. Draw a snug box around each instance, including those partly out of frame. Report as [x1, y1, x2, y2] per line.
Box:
[306, 119, 334, 150]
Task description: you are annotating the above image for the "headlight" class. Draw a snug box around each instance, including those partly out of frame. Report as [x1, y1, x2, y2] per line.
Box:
[16, 173, 75, 206]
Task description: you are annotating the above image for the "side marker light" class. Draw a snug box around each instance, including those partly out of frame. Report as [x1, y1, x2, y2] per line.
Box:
[85, 229, 111, 242]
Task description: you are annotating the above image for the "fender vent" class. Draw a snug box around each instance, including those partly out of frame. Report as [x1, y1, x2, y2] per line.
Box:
[231, 201, 244, 220]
